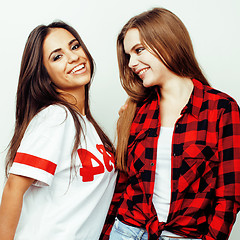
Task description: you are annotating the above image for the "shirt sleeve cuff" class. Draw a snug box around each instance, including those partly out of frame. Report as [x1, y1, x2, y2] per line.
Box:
[9, 162, 54, 187]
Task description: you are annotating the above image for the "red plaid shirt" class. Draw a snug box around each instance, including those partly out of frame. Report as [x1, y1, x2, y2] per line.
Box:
[100, 79, 240, 240]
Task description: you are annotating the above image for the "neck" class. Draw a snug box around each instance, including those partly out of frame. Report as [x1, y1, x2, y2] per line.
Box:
[158, 76, 193, 128]
[59, 87, 86, 115]
[158, 76, 193, 102]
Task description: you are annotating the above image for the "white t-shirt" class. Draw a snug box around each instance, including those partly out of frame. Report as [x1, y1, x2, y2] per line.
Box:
[152, 126, 182, 238]
[9, 105, 117, 240]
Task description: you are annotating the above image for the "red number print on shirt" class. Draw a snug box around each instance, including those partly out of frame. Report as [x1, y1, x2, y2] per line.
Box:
[77, 144, 115, 182]
[96, 144, 115, 172]
[78, 149, 104, 182]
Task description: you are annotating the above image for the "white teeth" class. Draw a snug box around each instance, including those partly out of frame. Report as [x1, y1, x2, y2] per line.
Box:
[138, 68, 148, 76]
[70, 64, 85, 74]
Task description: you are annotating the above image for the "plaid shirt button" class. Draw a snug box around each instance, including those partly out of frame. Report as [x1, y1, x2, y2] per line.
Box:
[150, 162, 154, 166]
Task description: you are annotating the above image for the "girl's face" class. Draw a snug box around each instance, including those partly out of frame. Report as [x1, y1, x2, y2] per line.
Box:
[43, 28, 91, 95]
[123, 28, 173, 88]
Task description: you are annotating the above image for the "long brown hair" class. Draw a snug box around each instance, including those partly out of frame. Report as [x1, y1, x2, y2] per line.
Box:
[5, 21, 114, 176]
[116, 8, 210, 172]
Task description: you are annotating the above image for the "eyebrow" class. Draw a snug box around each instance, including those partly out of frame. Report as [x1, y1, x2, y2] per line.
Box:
[125, 43, 142, 55]
[48, 38, 78, 59]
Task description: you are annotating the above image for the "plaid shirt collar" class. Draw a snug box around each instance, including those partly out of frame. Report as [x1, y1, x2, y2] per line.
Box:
[131, 78, 203, 136]
[181, 78, 204, 119]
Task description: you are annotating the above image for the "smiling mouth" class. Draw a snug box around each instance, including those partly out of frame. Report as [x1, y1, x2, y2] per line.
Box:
[69, 63, 85, 74]
[137, 67, 149, 78]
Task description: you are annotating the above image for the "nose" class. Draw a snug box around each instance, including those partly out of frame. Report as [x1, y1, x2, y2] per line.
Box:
[67, 51, 79, 63]
[128, 54, 138, 69]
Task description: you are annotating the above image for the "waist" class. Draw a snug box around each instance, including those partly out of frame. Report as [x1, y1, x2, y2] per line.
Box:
[161, 230, 184, 238]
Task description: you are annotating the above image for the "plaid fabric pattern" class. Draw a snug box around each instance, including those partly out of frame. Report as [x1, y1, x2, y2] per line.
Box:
[100, 79, 240, 240]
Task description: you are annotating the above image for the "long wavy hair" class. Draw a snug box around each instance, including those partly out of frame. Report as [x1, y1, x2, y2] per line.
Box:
[6, 21, 115, 176]
[116, 8, 210, 172]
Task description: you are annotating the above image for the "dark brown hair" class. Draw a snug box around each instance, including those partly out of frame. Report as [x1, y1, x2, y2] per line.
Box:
[6, 21, 114, 176]
[116, 8, 210, 172]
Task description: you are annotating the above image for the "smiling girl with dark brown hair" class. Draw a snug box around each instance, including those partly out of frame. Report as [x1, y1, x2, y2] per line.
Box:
[0, 21, 117, 240]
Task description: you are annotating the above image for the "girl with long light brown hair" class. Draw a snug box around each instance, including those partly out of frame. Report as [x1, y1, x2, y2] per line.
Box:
[0, 21, 117, 240]
[101, 7, 240, 240]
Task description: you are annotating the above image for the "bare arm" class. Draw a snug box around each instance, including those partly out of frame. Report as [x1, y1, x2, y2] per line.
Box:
[0, 174, 35, 240]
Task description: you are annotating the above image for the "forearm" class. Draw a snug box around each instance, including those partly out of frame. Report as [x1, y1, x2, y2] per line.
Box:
[0, 174, 34, 240]
[0, 183, 23, 239]
[202, 198, 239, 240]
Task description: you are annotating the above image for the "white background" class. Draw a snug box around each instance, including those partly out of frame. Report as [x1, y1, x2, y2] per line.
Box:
[0, 0, 239, 239]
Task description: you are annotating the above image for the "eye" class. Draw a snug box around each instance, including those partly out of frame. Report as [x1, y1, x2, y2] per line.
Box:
[71, 43, 80, 50]
[53, 54, 62, 61]
[135, 47, 145, 54]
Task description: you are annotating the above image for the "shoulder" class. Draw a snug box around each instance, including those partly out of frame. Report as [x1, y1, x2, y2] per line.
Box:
[27, 104, 73, 132]
[36, 104, 70, 122]
[37, 104, 68, 117]
[203, 85, 239, 111]
[136, 90, 158, 113]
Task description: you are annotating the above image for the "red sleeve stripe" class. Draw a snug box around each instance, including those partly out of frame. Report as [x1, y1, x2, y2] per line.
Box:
[14, 152, 57, 175]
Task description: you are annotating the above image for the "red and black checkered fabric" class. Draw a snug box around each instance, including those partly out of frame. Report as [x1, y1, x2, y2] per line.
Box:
[100, 79, 240, 240]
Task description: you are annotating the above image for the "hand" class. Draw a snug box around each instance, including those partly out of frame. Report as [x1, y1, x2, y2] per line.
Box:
[118, 98, 130, 116]
[118, 103, 128, 116]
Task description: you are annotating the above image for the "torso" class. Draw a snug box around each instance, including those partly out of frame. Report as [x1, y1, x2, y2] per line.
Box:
[10, 105, 117, 240]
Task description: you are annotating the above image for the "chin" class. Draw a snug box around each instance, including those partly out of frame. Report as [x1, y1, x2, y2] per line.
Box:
[142, 82, 154, 88]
